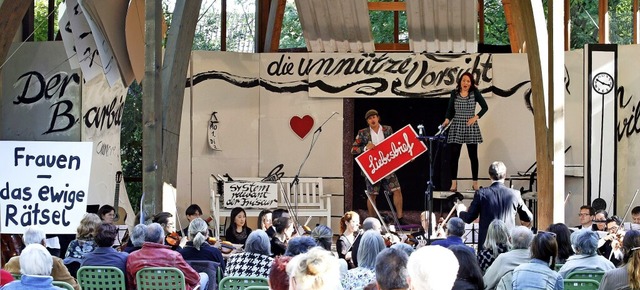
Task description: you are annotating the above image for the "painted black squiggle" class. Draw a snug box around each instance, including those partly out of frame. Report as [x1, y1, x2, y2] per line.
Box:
[186, 70, 259, 88]
[524, 88, 533, 113]
[564, 66, 571, 95]
[309, 78, 388, 96]
[480, 80, 531, 97]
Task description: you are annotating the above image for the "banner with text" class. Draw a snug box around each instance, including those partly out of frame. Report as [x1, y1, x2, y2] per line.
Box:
[223, 181, 278, 209]
[0, 141, 93, 234]
[355, 125, 428, 184]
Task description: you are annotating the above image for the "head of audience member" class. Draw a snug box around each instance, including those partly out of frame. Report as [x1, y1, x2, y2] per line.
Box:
[484, 219, 511, 254]
[19, 244, 53, 276]
[510, 226, 534, 250]
[152, 212, 175, 234]
[245, 230, 271, 256]
[488, 161, 507, 182]
[287, 247, 342, 290]
[285, 236, 317, 257]
[362, 217, 382, 233]
[185, 204, 203, 222]
[273, 216, 294, 239]
[95, 223, 118, 247]
[23, 226, 46, 246]
[546, 223, 573, 262]
[97, 205, 116, 224]
[632, 206, 640, 224]
[375, 247, 409, 290]
[311, 225, 333, 251]
[188, 218, 209, 250]
[446, 217, 465, 238]
[391, 242, 415, 257]
[357, 230, 386, 270]
[269, 255, 292, 290]
[606, 216, 623, 234]
[449, 244, 484, 290]
[77, 213, 101, 240]
[623, 230, 640, 289]
[532, 231, 558, 269]
[145, 223, 166, 244]
[407, 246, 459, 290]
[420, 211, 437, 235]
[257, 209, 273, 231]
[340, 211, 360, 234]
[579, 205, 595, 228]
[570, 228, 599, 255]
[595, 210, 608, 231]
[229, 207, 248, 231]
[130, 224, 148, 247]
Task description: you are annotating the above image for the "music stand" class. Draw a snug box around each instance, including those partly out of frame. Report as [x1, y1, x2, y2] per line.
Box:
[417, 124, 448, 245]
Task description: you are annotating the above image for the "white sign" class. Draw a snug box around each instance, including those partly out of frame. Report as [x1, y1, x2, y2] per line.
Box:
[223, 181, 278, 209]
[0, 141, 93, 234]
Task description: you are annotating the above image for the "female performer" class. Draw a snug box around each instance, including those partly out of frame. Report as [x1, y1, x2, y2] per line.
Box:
[442, 72, 488, 192]
[336, 211, 360, 269]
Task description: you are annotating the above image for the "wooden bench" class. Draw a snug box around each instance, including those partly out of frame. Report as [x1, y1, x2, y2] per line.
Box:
[209, 177, 331, 239]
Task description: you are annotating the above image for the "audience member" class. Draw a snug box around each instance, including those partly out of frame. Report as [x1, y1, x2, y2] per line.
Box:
[511, 231, 563, 290]
[126, 223, 203, 290]
[450, 244, 484, 290]
[269, 255, 292, 290]
[64, 213, 100, 264]
[577, 205, 598, 231]
[599, 230, 640, 290]
[97, 205, 116, 224]
[0, 269, 13, 286]
[407, 246, 459, 290]
[1, 244, 61, 290]
[225, 230, 273, 278]
[337, 211, 360, 269]
[483, 226, 533, 290]
[123, 224, 146, 253]
[375, 247, 409, 290]
[179, 218, 226, 273]
[432, 217, 475, 255]
[342, 231, 385, 290]
[225, 207, 252, 245]
[181, 204, 214, 237]
[3, 226, 78, 290]
[546, 223, 574, 264]
[598, 215, 624, 266]
[310, 224, 333, 251]
[352, 217, 381, 267]
[285, 236, 317, 257]
[558, 229, 615, 278]
[287, 247, 342, 290]
[257, 209, 273, 231]
[594, 209, 608, 231]
[81, 223, 129, 275]
[390, 242, 415, 257]
[271, 216, 294, 256]
[478, 219, 511, 272]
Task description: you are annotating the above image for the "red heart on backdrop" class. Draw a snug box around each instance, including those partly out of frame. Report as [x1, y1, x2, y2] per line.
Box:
[290, 115, 314, 139]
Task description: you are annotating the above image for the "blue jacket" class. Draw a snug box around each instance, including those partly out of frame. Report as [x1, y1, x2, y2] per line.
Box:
[179, 242, 226, 273]
[2, 275, 64, 290]
[512, 259, 563, 290]
[431, 236, 475, 255]
[81, 246, 129, 276]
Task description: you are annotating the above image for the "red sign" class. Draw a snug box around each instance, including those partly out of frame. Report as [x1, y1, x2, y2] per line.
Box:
[355, 125, 428, 184]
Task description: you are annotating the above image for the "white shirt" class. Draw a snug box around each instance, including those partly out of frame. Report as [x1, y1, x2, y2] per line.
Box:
[369, 126, 385, 145]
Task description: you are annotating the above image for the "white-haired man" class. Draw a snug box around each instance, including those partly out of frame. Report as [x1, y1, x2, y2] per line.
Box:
[483, 226, 534, 290]
[407, 245, 459, 290]
[2, 243, 61, 290]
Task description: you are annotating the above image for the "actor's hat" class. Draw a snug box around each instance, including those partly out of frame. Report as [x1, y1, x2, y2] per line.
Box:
[365, 109, 378, 119]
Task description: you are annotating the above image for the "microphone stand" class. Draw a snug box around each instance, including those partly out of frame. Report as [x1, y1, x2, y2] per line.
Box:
[417, 124, 447, 245]
[290, 112, 339, 229]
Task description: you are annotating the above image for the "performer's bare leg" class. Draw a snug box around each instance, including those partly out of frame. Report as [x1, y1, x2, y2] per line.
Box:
[367, 195, 377, 218]
[450, 180, 457, 192]
[472, 180, 479, 191]
[393, 189, 403, 218]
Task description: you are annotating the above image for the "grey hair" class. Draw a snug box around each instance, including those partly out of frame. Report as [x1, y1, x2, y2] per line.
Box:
[23, 226, 46, 245]
[483, 219, 512, 254]
[145, 223, 165, 244]
[311, 225, 333, 251]
[130, 224, 147, 247]
[571, 229, 599, 255]
[362, 217, 382, 231]
[447, 217, 466, 237]
[189, 218, 209, 250]
[511, 226, 534, 249]
[407, 246, 459, 290]
[357, 230, 386, 269]
[488, 161, 507, 181]
[376, 247, 409, 290]
[287, 247, 342, 290]
[390, 242, 415, 257]
[20, 243, 52, 276]
[245, 230, 271, 256]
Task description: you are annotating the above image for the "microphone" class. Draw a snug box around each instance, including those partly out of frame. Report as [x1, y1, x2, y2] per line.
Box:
[417, 124, 424, 137]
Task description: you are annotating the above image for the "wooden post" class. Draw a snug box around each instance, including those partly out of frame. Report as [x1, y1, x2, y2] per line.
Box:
[634, 0, 639, 44]
[478, 0, 484, 44]
[565, 0, 570, 50]
[0, 0, 31, 72]
[599, 0, 608, 43]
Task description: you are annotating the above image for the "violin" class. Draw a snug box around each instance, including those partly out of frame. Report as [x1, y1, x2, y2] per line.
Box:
[165, 232, 181, 247]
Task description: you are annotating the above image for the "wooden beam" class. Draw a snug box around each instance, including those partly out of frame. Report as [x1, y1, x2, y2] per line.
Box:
[599, 0, 608, 43]
[374, 43, 410, 51]
[22, 1, 34, 41]
[478, 0, 485, 43]
[256, 0, 271, 53]
[393, 0, 399, 43]
[48, 0, 55, 41]
[264, 0, 285, 52]
[0, 0, 31, 73]
[565, 0, 570, 50]
[221, 0, 227, 51]
[367, 2, 405, 11]
[161, 0, 203, 189]
[502, 0, 524, 53]
[634, 0, 638, 44]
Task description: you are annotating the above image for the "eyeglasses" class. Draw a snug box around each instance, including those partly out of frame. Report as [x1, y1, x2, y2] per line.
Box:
[537, 230, 557, 238]
[578, 213, 591, 217]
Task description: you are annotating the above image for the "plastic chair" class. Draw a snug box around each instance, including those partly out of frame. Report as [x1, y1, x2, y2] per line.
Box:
[52, 280, 75, 290]
[77, 266, 126, 290]
[10, 273, 21, 280]
[186, 260, 220, 290]
[218, 276, 269, 290]
[564, 278, 600, 290]
[135, 267, 185, 290]
[554, 263, 563, 271]
[566, 270, 605, 282]
[244, 286, 269, 290]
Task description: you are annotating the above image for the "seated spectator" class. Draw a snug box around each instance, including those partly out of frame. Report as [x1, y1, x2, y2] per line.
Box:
[352, 217, 381, 267]
[287, 247, 342, 290]
[285, 236, 317, 257]
[4, 226, 79, 290]
[64, 213, 101, 275]
[126, 223, 204, 290]
[123, 224, 147, 253]
[599, 229, 640, 290]
[478, 219, 511, 272]
[179, 218, 225, 273]
[407, 246, 459, 290]
[577, 205, 598, 231]
[597, 216, 624, 266]
[432, 217, 475, 255]
[511, 231, 563, 290]
[224, 230, 273, 278]
[269, 255, 292, 290]
[0, 269, 13, 286]
[390, 242, 415, 257]
[483, 226, 533, 290]
[257, 209, 273, 231]
[97, 205, 117, 224]
[152, 212, 182, 250]
[375, 247, 409, 290]
[547, 223, 574, 264]
[342, 231, 385, 290]
[225, 207, 252, 245]
[271, 217, 294, 256]
[81, 223, 129, 275]
[558, 228, 615, 278]
[182, 204, 214, 237]
[311, 224, 333, 251]
[2, 244, 61, 290]
[450, 244, 484, 290]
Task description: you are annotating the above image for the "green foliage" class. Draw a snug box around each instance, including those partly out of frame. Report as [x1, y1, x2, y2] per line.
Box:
[484, 0, 509, 45]
[120, 82, 143, 214]
[33, 0, 64, 41]
[280, 0, 305, 49]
